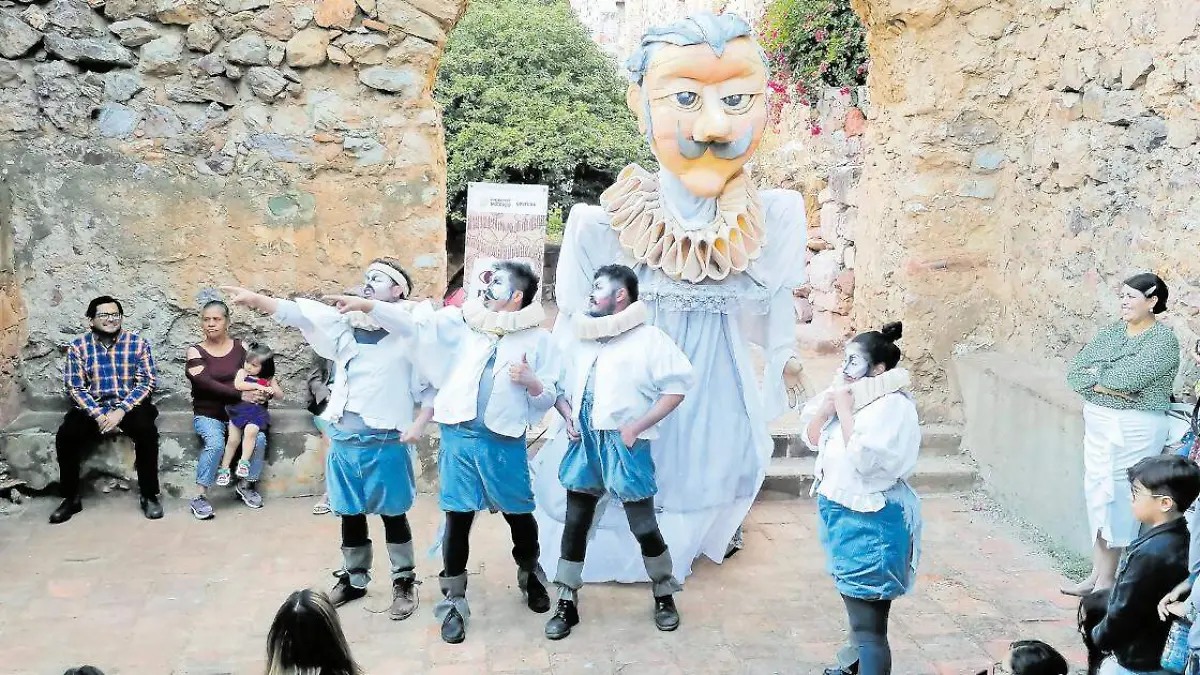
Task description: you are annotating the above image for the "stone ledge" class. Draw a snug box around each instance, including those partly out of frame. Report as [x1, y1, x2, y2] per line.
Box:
[0, 406, 441, 499]
[760, 455, 979, 499]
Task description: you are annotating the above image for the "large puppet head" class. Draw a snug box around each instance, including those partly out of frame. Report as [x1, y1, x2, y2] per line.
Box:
[625, 12, 769, 199]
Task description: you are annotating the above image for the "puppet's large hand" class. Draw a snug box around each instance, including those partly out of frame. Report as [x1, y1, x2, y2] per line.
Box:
[783, 357, 808, 409]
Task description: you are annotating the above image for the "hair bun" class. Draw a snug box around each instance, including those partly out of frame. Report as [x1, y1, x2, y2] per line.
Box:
[879, 322, 903, 342]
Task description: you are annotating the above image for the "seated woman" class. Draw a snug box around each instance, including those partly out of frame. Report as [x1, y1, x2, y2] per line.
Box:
[800, 322, 922, 675]
[186, 299, 271, 520]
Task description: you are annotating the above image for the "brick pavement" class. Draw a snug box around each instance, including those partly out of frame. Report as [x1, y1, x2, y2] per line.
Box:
[0, 493, 1084, 675]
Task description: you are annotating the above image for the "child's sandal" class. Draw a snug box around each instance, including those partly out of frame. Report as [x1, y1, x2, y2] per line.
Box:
[216, 467, 232, 487]
[235, 459, 251, 479]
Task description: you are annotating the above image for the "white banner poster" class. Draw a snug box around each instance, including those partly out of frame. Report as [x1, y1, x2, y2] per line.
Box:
[464, 182, 549, 301]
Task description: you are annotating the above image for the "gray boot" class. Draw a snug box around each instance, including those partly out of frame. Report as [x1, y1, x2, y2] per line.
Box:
[434, 572, 469, 644]
[515, 554, 551, 613]
[387, 542, 419, 620]
[644, 551, 682, 632]
[331, 543, 371, 607]
[546, 559, 583, 640]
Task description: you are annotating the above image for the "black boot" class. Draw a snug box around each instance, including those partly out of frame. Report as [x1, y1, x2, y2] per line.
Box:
[49, 497, 82, 524]
[654, 595, 680, 632]
[329, 572, 367, 607]
[525, 573, 551, 613]
[441, 607, 466, 644]
[545, 599, 579, 640]
[140, 496, 164, 520]
[823, 663, 859, 675]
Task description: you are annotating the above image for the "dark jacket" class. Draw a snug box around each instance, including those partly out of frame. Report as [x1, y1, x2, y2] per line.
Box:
[1092, 517, 1191, 671]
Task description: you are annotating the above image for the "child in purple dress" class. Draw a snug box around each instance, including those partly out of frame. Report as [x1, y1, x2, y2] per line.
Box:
[217, 343, 282, 486]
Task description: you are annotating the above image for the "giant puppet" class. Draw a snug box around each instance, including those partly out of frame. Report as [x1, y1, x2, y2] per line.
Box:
[531, 12, 808, 583]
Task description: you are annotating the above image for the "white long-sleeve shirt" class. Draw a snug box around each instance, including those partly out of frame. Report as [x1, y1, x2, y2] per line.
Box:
[370, 301, 560, 439]
[274, 298, 432, 432]
[800, 389, 921, 512]
[558, 319, 695, 440]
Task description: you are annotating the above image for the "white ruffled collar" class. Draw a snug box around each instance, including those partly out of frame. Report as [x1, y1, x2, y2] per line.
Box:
[461, 298, 545, 336]
[600, 164, 766, 283]
[573, 301, 649, 341]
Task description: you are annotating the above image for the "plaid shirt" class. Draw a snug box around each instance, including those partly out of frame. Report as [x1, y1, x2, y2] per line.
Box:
[63, 331, 158, 418]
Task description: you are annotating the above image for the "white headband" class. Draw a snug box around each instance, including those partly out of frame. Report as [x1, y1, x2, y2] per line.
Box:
[367, 262, 411, 297]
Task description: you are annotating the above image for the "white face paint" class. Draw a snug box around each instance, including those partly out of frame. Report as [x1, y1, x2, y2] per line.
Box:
[484, 268, 517, 311]
[362, 269, 400, 302]
[587, 275, 621, 317]
[840, 343, 871, 381]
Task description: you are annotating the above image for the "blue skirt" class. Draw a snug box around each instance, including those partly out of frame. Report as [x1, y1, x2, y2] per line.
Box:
[325, 424, 416, 517]
[817, 482, 922, 601]
[558, 391, 657, 503]
[438, 422, 534, 514]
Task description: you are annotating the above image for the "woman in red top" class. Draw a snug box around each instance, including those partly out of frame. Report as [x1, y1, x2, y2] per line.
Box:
[185, 300, 273, 520]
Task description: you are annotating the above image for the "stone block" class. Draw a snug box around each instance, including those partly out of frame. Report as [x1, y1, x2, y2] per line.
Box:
[316, 0, 358, 30]
[44, 34, 136, 68]
[1126, 116, 1167, 152]
[954, 352, 1092, 556]
[827, 166, 859, 205]
[102, 69, 142, 101]
[965, 7, 1010, 40]
[97, 102, 139, 137]
[227, 32, 269, 65]
[808, 249, 841, 292]
[377, 0, 445, 44]
[253, 5, 297, 41]
[155, 0, 203, 25]
[286, 28, 329, 68]
[358, 65, 421, 98]
[245, 66, 287, 101]
[108, 18, 159, 47]
[955, 178, 998, 200]
[819, 202, 842, 245]
[185, 20, 220, 53]
[1167, 116, 1199, 149]
[970, 147, 1005, 173]
[138, 34, 184, 75]
[0, 407, 442, 498]
[1121, 48, 1155, 90]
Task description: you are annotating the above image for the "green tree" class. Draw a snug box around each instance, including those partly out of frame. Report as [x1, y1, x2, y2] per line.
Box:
[435, 0, 651, 243]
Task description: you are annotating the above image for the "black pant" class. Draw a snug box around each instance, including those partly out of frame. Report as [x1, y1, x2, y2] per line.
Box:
[561, 490, 666, 562]
[340, 514, 412, 547]
[842, 595, 893, 675]
[55, 402, 160, 499]
[442, 511, 539, 577]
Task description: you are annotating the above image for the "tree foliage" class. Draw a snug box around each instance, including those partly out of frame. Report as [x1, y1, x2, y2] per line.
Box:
[435, 0, 651, 234]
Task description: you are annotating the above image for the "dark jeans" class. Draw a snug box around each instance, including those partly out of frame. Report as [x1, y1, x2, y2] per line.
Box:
[55, 402, 161, 499]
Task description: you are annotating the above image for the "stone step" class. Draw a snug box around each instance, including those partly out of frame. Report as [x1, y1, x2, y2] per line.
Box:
[759, 454, 979, 500]
[771, 423, 963, 458]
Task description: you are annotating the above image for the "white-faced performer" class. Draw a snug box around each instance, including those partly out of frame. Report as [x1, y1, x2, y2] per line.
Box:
[328, 260, 561, 645]
[543, 264, 695, 640]
[221, 257, 432, 621]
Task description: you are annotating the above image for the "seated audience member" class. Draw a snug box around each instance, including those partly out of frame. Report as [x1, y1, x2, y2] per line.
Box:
[51, 296, 163, 524]
[1091, 456, 1200, 674]
[266, 589, 361, 675]
[976, 640, 1069, 675]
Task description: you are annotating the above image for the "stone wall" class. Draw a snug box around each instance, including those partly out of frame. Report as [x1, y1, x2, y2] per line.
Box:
[849, 0, 1200, 420]
[0, 0, 465, 416]
[755, 89, 870, 353]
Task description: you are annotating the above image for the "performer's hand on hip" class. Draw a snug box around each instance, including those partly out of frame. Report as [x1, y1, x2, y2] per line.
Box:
[564, 417, 581, 441]
[323, 294, 375, 315]
[618, 424, 640, 449]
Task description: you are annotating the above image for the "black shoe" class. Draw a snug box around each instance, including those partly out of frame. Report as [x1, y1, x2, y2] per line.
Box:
[441, 607, 466, 644]
[525, 574, 551, 614]
[329, 573, 367, 607]
[545, 599, 579, 640]
[49, 497, 82, 524]
[654, 595, 680, 632]
[140, 496, 164, 520]
[824, 663, 859, 675]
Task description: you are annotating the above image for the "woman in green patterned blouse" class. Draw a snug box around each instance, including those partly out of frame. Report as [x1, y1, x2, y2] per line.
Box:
[1063, 273, 1180, 596]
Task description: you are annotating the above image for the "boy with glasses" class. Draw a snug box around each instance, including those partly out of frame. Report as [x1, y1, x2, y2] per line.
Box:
[1091, 455, 1200, 674]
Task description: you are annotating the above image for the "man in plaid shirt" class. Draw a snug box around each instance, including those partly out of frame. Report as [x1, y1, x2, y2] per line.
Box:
[50, 296, 164, 524]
